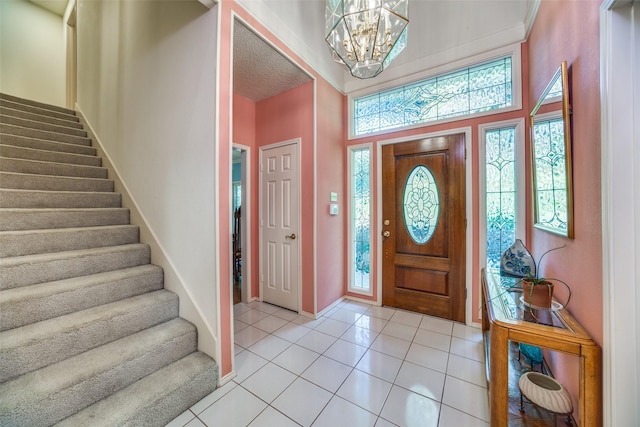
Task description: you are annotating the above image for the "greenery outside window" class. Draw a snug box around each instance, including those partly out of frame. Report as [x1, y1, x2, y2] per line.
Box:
[348, 145, 372, 295]
[479, 120, 525, 270]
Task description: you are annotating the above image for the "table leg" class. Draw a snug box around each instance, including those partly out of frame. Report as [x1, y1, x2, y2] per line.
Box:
[490, 323, 509, 427]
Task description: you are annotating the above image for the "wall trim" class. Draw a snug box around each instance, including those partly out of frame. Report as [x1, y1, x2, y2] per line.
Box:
[75, 105, 219, 363]
[600, 1, 640, 425]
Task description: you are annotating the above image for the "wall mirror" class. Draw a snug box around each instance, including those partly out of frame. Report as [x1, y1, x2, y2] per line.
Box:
[530, 61, 574, 238]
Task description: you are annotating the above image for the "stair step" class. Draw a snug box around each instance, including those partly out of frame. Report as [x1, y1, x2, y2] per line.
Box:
[0, 106, 84, 129]
[0, 319, 197, 427]
[1, 123, 90, 146]
[0, 133, 96, 155]
[0, 171, 113, 193]
[0, 144, 101, 167]
[0, 188, 120, 209]
[0, 207, 129, 231]
[0, 289, 179, 383]
[0, 115, 87, 137]
[0, 93, 76, 116]
[0, 157, 107, 179]
[0, 265, 164, 330]
[0, 224, 139, 257]
[56, 352, 218, 427]
[0, 98, 79, 122]
[0, 243, 151, 289]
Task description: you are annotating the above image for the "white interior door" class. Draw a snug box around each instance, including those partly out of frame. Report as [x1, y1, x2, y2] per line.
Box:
[261, 141, 299, 311]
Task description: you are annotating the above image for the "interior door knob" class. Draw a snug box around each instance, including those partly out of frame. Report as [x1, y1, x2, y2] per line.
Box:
[286, 233, 297, 240]
[382, 231, 391, 238]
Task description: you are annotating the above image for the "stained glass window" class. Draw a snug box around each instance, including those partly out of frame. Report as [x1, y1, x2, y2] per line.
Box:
[533, 118, 567, 232]
[403, 166, 439, 245]
[350, 147, 371, 292]
[485, 127, 517, 269]
[354, 57, 513, 136]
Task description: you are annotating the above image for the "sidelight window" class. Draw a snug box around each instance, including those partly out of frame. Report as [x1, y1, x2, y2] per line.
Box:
[479, 120, 526, 270]
[348, 145, 373, 295]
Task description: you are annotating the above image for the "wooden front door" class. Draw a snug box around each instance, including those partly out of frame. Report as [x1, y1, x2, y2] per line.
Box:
[381, 134, 466, 322]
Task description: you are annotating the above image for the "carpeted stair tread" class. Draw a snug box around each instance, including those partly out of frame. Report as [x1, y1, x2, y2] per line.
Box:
[1, 144, 101, 167]
[0, 207, 129, 231]
[0, 319, 197, 427]
[1, 123, 90, 146]
[0, 171, 113, 192]
[0, 98, 79, 122]
[0, 157, 107, 179]
[55, 352, 218, 427]
[0, 290, 179, 383]
[0, 243, 151, 290]
[0, 93, 219, 425]
[0, 224, 140, 257]
[0, 93, 77, 116]
[0, 115, 87, 137]
[0, 106, 84, 129]
[0, 133, 95, 155]
[0, 265, 164, 331]
[0, 188, 120, 209]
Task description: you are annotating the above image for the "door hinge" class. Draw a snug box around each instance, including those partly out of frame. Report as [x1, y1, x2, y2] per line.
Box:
[465, 288, 468, 300]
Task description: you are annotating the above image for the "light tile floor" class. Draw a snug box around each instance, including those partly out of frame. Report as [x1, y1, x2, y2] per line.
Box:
[167, 300, 489, 427]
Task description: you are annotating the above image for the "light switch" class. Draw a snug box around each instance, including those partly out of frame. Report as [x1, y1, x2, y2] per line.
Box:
[330, 192, 338, 202]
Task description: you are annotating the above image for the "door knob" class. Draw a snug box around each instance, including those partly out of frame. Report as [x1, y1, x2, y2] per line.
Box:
[382, 231, 391, 238]
[286, 233, 297, 240]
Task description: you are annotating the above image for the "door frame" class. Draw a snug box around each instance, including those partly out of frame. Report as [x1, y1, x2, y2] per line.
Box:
[376, 127, 473, 324]
[65, 3, 77, 110]
[259, 138, 302, 312]
[600, 1, 639, 424]
[232, 143, 251, 303]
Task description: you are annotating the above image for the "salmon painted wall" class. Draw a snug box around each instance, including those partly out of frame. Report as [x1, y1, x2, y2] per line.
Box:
[346, 44, 531, 325]
[256, 82, 315, 314]
[218, 1, 233, 378]
[527, 0, 603, 420]
[316, 77, 346, 313]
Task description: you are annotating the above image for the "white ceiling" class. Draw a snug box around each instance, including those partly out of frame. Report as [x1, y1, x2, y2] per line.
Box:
[234, 0, 539, 100]
[29, 0, 68, 16]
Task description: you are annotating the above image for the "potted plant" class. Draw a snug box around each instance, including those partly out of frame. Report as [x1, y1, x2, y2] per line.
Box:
[520, 245, 571, 310]
[501, 240, 571, 310]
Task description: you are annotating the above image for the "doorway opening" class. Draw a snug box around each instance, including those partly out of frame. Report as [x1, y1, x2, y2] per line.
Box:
[232, 145, 249, 305]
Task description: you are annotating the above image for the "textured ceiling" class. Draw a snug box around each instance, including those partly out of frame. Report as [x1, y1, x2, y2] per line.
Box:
[233, 20, 313, 103]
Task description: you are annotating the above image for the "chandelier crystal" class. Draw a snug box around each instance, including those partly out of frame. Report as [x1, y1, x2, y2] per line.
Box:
[325, 0, 409, 79]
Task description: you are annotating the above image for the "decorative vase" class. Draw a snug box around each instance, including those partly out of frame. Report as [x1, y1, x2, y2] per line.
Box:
[522, 279, 554, 309]
[501, 239, 536, 278]
[519, 372, 573, 415]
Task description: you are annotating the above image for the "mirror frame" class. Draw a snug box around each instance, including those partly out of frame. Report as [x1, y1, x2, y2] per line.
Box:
[530, 61, 574, 238]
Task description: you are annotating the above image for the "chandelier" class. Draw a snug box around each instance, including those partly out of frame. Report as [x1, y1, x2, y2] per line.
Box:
[325, 0, 409, 79]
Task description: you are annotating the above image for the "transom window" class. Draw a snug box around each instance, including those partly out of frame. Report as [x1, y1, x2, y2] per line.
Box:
[353, 56, 513, 136]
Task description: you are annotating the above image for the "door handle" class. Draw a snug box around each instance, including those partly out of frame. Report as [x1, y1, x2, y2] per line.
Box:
[286, 233, 297, 240]
[382, 231, 390, 238]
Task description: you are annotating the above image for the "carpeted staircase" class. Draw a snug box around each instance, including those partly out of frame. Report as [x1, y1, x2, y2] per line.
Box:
[0, 93, 219, 426]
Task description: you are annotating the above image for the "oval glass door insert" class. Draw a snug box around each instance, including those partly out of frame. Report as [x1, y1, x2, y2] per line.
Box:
[403, 165, 440, 244]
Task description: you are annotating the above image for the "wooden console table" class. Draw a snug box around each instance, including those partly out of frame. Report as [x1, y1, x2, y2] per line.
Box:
[481, 268, 601, 426]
